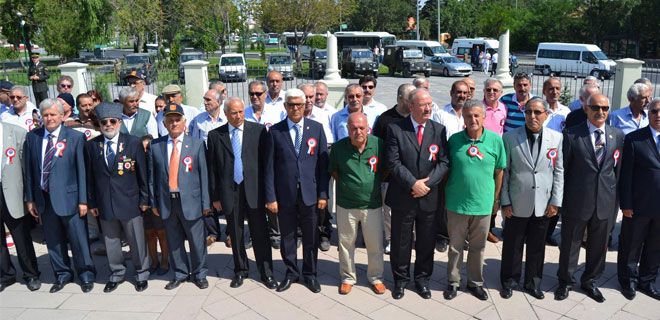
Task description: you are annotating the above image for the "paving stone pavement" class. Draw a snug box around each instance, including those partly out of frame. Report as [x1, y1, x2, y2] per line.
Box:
[1, 213, 659, 320]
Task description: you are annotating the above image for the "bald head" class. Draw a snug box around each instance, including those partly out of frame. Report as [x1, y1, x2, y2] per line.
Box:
[224, 97, 245, 127]
[347, 112, 369, 148]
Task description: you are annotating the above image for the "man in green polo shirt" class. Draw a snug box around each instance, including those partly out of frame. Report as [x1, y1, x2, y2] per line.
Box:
[444, 99, 506, 302]
[329, 112, 385, 296]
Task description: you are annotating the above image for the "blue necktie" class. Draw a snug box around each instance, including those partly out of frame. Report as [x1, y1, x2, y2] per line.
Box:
[294, 124, 301, 155]
[232, 127, 243, 184]
[106, 141, 115, 169]
[41, 134, 55, 192]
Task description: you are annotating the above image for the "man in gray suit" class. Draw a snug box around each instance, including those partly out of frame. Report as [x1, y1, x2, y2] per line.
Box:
[0, 122, 41, 292]
[500, 98, 564, 300]
[149, 103, 211, 290]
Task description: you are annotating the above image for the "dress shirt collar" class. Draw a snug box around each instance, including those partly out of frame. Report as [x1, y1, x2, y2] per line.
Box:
[444, 103, 461, 115]
[228, 122, 244, 132]
[586, 120, 606, 133]
[122, 111, 138, 120]
[45, 125, 62, 138]
[650, 126, 660, 142]
[287, 117, 304, 129]
[623, 105, 647, 119]
[168, 132, 184, 143]
[104, 133, 119, 145]
[410, 116, 426, 130]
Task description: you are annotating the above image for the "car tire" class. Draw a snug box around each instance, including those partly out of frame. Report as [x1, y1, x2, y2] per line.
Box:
[443, 68, 449, 77]
[590, 69, 602, 80]
[403, 69, 411, 78]
[424, 72, 430, 78]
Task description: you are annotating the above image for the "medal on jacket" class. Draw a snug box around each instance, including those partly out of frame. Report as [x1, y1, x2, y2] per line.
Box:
[183, 156, 193, 172]
[368, 156, 378, 173]
[307, 138, 317, 155]
[83, 130, 91, 140]
[118, 142, 124, 153]
[613, 149, 620, 167]
[25, 119, 34, 131]
[55, 140, 67, 157]
[5, 147, 16, 165]
[428, 144, 439, 161]
[467, 145, 483, 160]
[547, 148, 558, 168]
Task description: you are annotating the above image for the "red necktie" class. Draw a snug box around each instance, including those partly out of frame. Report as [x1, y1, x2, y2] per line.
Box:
[417, 124, 423, 146]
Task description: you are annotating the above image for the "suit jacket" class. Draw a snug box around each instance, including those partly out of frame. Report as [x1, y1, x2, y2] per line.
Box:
[24, 125, 87, 216]
[562, 122, 624, 221]
[265, 118, 329, 207]
[501, 126, 564, 217]
[148, 134, 209, 220]
[207, 121, 268, 212]
[384, 117, 449, 212]
[85, 133, 148, 221]
[1, 123, 28, 219]
[28, 62, 49, 92]
[619, 126, 660, 217]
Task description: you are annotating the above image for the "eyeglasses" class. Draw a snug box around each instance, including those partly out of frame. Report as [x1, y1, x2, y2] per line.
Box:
[100, 119, 119, 125]
[524, 109, 546, 116]
[59, 84, 72, 89]
[485, 88, 500, 93]
[9, 95, 25, 100]
[248, 91, 264, 96]
[361, 85, 375, 90]
[589, 105, 610, 112]
[347, 94, 363, 99]
[286, 103, 305, 109]
[650, 109, 660, 115]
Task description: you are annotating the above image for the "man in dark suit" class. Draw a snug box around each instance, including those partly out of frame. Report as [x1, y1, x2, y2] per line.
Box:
[385, 88, 449, 300]
[207, 97, 277, 290]
[617, 98, 660, 301]
[265, 88, 329, 293]
[85, 102, 150, 293]
[24, 98, 95, 293]
[149, 103, 211, 290]
[28, 52, 49, 106]
[555, 94, 625, 303]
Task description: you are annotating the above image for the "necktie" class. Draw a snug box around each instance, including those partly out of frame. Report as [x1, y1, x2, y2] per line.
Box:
[294, 124, 302, 155]
[594, 129, 605, 164]
[41, 134, 55, 192]
[531, 133, 540, 163]
[656, 136, 660, 155]
[417, 124, 423, 146]
[168, 138, 180, 191]
[231, 128, 243, 184]
[106, 141, 115, 169]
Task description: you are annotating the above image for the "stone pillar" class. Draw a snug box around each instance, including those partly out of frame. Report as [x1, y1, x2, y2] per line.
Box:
[58, 62, 89, 97]
[182, 59, 209, 108]
[611, 58, 644, 110]
[495, 30, 514, 94]
[321, 31, 349, 110]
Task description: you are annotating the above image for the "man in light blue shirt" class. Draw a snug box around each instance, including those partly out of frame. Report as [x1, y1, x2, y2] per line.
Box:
[330, 84, 368, 142]
[189, 89, 227, 143]
[610, 83, 651, 135]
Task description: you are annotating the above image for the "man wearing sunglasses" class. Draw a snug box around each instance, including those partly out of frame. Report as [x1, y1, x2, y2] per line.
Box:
[28, 52, 49, 106]
[84, 102, 150, 293]
[56, 75, 74, 95]
[359, 75, 387, 128]
[556, 94, 624, 303]
[245, 80, 285, 131]
[1, 86, 37, 132]
[482, 78, 506, 136]
[126, 70, 157, 116]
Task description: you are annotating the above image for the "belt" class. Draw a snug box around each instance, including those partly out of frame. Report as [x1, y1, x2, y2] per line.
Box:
[170, 192, 180, 199]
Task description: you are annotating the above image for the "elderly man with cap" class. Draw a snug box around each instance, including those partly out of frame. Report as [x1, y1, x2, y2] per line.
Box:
[2, 86, 37, 131]
[85, 102, 150, 293]
[149, 102, 210, 290]
[118, 87, 158, 138]
[28, 52, 49, 106]
[126, 69, 158, 116]
[156, 84, 200, 137]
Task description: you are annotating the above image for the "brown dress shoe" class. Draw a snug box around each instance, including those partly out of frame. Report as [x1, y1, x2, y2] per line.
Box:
[339, 283, 353, 295]
[372, 283, 386, 295]
[487, 232, 500, 243]
[206, 235, 216, 247]
[224, 236, 232, 248]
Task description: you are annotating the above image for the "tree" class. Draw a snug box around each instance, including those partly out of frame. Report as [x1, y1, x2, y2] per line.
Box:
[184, 0, 240, 55]
[109, 0, 162, 55]
[349, 0, 414, 36]
[0, 0, 37, 54]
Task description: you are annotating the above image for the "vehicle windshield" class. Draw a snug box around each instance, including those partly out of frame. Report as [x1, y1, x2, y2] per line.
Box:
[431, 46, 448, 54]
[592, 51, 608, 60]
[269, 56, 292, 65]
[403, 50, 423, 59]
[125, 55, 150, 64]
[180, 54, 203, 63]
[443, 56, 462, 64]
[315, 51, 328, 59]
[352, 50, 373, 59]
[221, 57, 245, 66]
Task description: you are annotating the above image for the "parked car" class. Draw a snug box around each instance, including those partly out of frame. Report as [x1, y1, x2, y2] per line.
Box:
[309, 49, 327, 80]
[429, 56, 473, 77]
[117, 53, 157, 85]
[534, 42, 615, 79]
[382, 46, 431, 78]
[218, 53, 247, 82]
[340, 47, 379, 78]
[178, 52, 205, 83]
[267, 54, 294, 80]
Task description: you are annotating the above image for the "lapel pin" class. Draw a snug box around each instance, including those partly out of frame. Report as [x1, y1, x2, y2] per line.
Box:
[609, 135, 613, 139]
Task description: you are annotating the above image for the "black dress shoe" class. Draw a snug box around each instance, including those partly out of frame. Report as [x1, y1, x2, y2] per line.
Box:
[230, 274, 245, 288]
[392, 283, 406, 300]
[276, 278, 296, 292]
[639, 284, 660, 301]
[524, 285, 545, 299]
[81, 281, 94, 293]
[580, 283, 605, 303]
[444, 285, 458, 300]
[103, 281, 122, 293]
[319, 237, 331, 252]
[415, 284, 432, 299]
[435, 240, 448, 253]
[271, 240, 280, 250]
[49, 280, 72, 293]
[500, 287, 513, 299]
[468, 286, 488, 301]
[261, 276, 278, 289]
[554, 284, 570, 300]
[0, 278, 16, 292]
[193, 278, 209, 289]
[621, 286, 636, 300]
[26, 277, 41, 291]
[135, 281, 148, 292]
[304, 278, 321, 293]
[165, 278, 187, 290]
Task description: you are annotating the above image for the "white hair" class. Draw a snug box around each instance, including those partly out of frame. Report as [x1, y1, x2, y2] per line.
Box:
[39, 98, 64, 114]
[285, 88, 305, 101]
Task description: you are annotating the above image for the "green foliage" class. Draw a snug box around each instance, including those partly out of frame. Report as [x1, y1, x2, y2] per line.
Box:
[560, 86, 573, 106]
[92, 73, 111, 104]
[250, 42, 255, 50]
[306, 35, 327, 49]
[260, 43, 266, 61]
[169, 41, 180, 64]
[348, 0, 413, 35]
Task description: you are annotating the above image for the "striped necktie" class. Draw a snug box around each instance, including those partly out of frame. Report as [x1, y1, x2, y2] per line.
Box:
[41, 134, 55, 192]
[594, 129, 605, 164]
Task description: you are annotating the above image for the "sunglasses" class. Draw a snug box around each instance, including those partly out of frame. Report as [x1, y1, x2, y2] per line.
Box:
[100, 119, 119, 125]
[248, 91, 264, 96]
[361, 85, 375, 89]
[485, 88, 500, 93]
[286, 103, 305, 109]
[59, 84, 72, 88]
[650, 109, 660, 115]
[9, 95, 25, 100]
[589, 105, 610, 112]
[347, 94, 363, 99]
[524, 109, 546, 116]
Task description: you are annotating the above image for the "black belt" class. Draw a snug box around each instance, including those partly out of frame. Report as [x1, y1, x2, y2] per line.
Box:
[170, 192, 180, 199]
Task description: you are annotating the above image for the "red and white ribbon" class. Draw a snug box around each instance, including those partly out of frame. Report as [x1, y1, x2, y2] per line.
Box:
[547, 148, 558, 168]
[183, 156, 193, 172]
[428, 144, 439, 161]
[83, 130, 91, 140]
[25, 119, 34, 131]
[307, 138, 317, 155]
[5, 147, 16, 165]
[55, 141, 67, 157]
[613, 149, 620, 167]
[368, 156, 378, 173]
[467, 145, 484, 160]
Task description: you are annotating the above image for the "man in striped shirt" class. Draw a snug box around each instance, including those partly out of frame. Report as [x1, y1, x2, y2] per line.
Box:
[502, 72, 537, 133]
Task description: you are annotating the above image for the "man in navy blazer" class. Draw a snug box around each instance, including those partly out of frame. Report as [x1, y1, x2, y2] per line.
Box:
[85, 102, 150, 293]
[265, 88, 329, 293]
[149, 103, 211, 290]
[24, 98, 95, 293]
[617, 98, 660, 301]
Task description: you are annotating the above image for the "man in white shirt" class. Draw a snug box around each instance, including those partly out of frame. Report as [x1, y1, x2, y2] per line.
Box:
[300, 84, 333, 144]
[359, 75, 388, 126]
[315, 82, 337, 115]
[245, 80, 285, 130]
[1, 86, 37, 131]
[543, 77, 571, 133]
[434, 80, 469, 137]
[265, 71, 286, 110]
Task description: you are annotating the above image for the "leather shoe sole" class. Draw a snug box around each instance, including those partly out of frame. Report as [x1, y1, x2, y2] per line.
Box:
[639, 286, 660, 301]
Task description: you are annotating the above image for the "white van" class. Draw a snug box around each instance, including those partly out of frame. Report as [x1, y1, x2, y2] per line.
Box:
[218, 53, 247, 82]
[450, 38, 499, 60]
[534, 42, 615, 79]
[395, 40, 450, 61]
